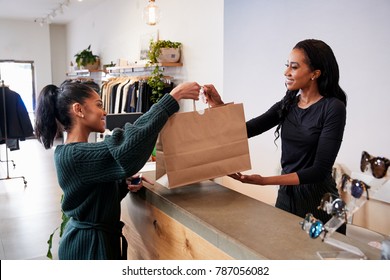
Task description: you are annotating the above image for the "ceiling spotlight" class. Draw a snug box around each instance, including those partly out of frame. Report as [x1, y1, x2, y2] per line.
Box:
[143, 0, 161, 26]
[34, 18, 45, 27]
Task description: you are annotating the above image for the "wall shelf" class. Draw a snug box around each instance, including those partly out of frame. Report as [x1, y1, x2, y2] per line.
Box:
[66, 69, 107, 77]
[105, 62, 183, 75]
[66, 63, 182, 77]
[65, 62, 183, 83]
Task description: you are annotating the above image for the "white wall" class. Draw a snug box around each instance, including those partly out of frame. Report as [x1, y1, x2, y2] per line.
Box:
[223, 0, 390, 205]
[49, 24, 67, 86]
[0, 19, 52, 94]
[65, 0, 224, 111]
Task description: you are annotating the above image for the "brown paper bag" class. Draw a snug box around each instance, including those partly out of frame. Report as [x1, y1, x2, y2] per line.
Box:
[156, 103, 251, 188]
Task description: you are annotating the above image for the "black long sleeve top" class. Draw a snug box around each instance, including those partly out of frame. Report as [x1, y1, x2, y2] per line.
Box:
[246, 97, 346, 184]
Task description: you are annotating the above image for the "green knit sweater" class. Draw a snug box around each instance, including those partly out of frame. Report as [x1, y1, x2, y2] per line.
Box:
[54, 94, 179, 259]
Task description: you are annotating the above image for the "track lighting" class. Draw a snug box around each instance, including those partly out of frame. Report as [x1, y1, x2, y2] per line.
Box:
[34, 0, 72, 26]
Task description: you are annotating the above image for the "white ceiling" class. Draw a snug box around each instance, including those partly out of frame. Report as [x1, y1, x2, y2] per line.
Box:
[0, 0, 107, 24]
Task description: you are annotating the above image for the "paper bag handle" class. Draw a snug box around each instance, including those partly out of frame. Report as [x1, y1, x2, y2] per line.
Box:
[193, 86, 211, 111]
[192, 100, 211, 112]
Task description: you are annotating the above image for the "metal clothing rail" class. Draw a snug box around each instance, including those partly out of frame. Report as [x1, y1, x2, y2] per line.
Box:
[0, 79, 27, 186]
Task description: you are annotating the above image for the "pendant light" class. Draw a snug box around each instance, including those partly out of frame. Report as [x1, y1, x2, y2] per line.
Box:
[143, 0, 161, 26]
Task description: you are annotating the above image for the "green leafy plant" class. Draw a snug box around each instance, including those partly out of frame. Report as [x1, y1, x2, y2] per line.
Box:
[74, 45, 99, 68]
[148, 65, 166, 103]
[46, 194, 69, 259]
[147, 40, 181, 102]
[147, 40, 182, 64]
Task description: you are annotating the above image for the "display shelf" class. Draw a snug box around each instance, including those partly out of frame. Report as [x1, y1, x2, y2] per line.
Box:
[105, 62, 183, 75]
[66, 69, 107, 77]
[66, 63, 183, 78]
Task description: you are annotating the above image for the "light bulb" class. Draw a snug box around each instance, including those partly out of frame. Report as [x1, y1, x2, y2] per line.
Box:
[143, 0, 160, 25]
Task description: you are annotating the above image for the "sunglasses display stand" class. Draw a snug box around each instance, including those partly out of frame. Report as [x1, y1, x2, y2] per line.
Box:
[318, 216, 367, 260]
[301, 213, 367, 259]
[317, 186, 387, 260]
[303, 188, 381, 259]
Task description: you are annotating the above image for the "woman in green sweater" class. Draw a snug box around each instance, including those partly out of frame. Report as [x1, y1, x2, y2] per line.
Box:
[34, 81, 200, 259]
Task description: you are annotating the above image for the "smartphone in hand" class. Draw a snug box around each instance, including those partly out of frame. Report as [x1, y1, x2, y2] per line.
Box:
[131, 174, 142, 185]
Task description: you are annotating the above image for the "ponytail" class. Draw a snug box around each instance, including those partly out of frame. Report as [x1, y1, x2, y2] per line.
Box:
[34, 82, 95, 149]
[34, 85, 60, 149]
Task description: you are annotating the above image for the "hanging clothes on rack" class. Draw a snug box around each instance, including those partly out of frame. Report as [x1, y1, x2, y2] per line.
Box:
[0, 86, 34, 150]
[100, 76, 173, 114]
[0, 81, 28, 185]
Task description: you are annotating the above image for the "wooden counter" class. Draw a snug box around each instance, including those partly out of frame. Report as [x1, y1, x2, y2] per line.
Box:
[121, 171, 381, 260]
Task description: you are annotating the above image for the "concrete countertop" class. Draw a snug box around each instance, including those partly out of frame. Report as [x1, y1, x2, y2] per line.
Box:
[130, 171, 381, 260]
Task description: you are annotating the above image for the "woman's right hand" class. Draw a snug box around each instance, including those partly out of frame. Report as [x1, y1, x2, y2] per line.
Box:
[203, 84, 224, 107]
[170, 82, 201, 101]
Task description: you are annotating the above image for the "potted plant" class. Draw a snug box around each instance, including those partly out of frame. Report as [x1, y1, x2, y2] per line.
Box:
[46, 194, 69, 259]
[74, 45, 100, 71]
[147, 40, 182, 103]
[148, 40, 182, 64]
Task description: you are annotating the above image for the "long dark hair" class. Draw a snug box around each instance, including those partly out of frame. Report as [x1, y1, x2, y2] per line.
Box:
[34, 82, 94, 149]
[274, 39, 347, 141]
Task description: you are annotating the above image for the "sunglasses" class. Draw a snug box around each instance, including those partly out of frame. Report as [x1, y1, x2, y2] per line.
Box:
[341, 173, 370, 200]
[309, 220, 328, 239]
[317, 192, 348, 221]
[360, 151, 389, 179]
[300, 213, 328, 240]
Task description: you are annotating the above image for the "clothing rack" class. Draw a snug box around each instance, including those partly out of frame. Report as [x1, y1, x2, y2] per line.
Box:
[0, 79, 27, 186]
[101, 75, 174, 115]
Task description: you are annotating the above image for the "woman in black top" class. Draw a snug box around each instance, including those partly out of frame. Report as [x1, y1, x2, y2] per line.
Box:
[204, 39, 347, 233]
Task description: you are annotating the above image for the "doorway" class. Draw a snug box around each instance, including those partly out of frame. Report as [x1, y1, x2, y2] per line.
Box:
[0, 60, 36, 124]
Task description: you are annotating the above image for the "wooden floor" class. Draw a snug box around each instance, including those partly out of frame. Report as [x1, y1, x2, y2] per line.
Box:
[0, 138, 63, 260]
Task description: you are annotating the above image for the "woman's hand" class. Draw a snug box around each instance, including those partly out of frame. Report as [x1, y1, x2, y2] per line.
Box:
[203, 84, 224, 107]
[229, 172, 300, 186]
[228, 172, 265, 185]
[126, 174, 154, 192]
[170, 82, 201, 102]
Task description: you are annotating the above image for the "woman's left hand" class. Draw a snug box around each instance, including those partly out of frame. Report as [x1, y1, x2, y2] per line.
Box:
[126, 174, 154, 192]
[228, 172, 264, 185]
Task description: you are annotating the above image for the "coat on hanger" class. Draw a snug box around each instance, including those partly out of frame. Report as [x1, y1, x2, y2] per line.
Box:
[0, 86, 34, 144]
